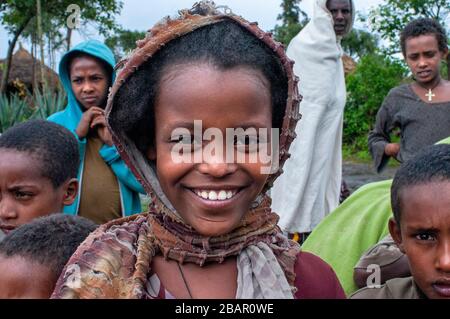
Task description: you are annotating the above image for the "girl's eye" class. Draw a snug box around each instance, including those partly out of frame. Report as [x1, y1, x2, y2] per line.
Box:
[72, 78, 82, 83]
[14, 191, 32, 200]
[234, 134, 265, 153]
[171, 135, 202, 149]
[171, 135, 191, 144]
[415, 233, 436, 241]
[235, 135, 259, 145]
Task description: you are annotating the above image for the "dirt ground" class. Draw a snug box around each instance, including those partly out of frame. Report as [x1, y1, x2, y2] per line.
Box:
[342, 161, 397, 194]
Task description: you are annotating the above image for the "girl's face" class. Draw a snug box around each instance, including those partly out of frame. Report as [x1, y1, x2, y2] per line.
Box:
[405, 34, 447, 85]
[148, 64, 273, 236]
[69, 56, 110, 110]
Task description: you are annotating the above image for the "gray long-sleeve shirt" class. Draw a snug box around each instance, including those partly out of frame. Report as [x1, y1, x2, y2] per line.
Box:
[368, 84, 450, 172]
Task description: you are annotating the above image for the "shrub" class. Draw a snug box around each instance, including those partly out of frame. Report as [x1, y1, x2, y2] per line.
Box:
[344, 54, 408, 155]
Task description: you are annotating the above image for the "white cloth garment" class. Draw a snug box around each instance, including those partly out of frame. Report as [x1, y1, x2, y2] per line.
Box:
[271, 0, 354, 233]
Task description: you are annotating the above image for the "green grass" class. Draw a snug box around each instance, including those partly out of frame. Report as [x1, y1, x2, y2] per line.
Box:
[343, 130, 401, 164]
[343, 143, 401, 169]
[343, 145, 371, 163]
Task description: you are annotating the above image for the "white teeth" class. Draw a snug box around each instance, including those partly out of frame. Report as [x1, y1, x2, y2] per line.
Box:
[208, 191, 218, 200]
[218, 190, 227, 200]
[194, 189, 238, 201]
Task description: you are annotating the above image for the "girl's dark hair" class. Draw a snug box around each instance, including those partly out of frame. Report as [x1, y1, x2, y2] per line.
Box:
[400, 18, 448, 56]
[111, 20, 288, 155]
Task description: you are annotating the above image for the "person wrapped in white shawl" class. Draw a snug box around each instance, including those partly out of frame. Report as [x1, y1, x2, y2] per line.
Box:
[271, 0, 354, 236]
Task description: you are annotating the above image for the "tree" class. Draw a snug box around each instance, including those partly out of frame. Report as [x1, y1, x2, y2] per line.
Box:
[273, 0, 308, 46]
[62, 0, 124, 48]
[0, 0, 34, 93]
[367, 0, 450, 53]
[343, 54, 408, 153]
[36, 0, 46, 90]
[105, 29, 146, 61]
[341, 28, 379, 60]
[0, 0, 123, 93]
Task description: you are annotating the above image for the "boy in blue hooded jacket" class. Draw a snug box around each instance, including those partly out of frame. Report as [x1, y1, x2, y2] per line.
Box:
[49, 40, 144, 224]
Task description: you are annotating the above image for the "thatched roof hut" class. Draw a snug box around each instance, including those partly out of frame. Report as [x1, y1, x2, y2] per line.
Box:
[0, 44, 59, 94]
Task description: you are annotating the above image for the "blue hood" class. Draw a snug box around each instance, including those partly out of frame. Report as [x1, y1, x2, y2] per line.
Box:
[56, 40, 116, 131]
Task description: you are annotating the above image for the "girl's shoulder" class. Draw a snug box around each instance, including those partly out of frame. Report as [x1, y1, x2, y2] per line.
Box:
[47, 109, 67, 124]
[51, 213, 149, 299]
[294, 251, 346, 299]
[380, 84, 417, 113]
[385, 83, 415, 100]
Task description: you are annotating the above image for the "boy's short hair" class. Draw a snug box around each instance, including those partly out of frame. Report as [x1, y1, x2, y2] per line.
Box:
[0, 214, 97, 279]
[0, 120, 79, 187]
[391, 144, 450, 224]
[400, 18, 448, 56]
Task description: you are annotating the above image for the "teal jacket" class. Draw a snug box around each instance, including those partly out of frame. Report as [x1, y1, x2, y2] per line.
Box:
[48, 40, 144, 217]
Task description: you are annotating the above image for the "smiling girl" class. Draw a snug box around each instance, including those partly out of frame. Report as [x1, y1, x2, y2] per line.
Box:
[368, 18, 450, 173]
[51, 1, 345, 299]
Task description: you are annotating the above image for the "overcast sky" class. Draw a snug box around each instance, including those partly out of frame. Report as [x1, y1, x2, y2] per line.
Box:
[0, 0, 384, 66]
[114, 0, 384, 33]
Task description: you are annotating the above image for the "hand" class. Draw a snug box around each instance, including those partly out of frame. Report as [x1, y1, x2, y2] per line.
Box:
[384, 143, 400, 157]
[91, 113, 113, 147]
[75, 107, 105, 139]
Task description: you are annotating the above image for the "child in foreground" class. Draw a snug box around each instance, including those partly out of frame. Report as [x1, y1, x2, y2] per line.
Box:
[0, 120, 79, 238]
[0, 214, 97, 298]
[52, 1, 345, 299]
[351, 144, 450, 299]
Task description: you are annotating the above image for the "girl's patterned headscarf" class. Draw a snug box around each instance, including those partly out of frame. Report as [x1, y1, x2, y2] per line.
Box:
[105, 1, 301, 203]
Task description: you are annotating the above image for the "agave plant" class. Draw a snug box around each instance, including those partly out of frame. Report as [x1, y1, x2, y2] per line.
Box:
[0, 93, 33, 133]
[30, 86, 67, 119]
[0, 87, 67, 133]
